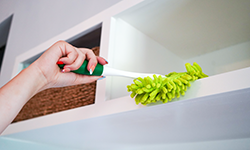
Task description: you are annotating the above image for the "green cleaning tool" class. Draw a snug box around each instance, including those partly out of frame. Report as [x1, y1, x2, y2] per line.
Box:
[58, 61, 208, 105]
[127, 62, 208, 105]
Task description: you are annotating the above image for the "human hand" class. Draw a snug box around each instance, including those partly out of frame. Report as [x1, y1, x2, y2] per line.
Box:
[32, 41, 108, 91]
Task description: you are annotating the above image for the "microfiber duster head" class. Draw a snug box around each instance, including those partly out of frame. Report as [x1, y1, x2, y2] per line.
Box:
[127, 62, 208, 105]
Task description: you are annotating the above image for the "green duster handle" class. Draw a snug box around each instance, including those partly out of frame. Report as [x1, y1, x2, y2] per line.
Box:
[57, 60, 104, 76]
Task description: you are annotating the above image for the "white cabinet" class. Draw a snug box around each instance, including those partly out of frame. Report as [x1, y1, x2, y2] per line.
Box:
[2, 0, 250, 149]
[105, 0, 250, 100]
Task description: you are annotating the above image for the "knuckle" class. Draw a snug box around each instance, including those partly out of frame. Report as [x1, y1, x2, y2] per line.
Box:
[55, 40, 66, 45]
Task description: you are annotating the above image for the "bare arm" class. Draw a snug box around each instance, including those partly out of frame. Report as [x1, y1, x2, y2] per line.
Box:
[0, 41, 107, 134]
[0, 63, 46, 133]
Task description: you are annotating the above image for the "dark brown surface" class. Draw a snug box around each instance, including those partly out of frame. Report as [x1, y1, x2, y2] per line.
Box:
[12, 47, 100, 123]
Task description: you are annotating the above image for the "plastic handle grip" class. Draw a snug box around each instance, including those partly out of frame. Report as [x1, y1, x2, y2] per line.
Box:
[57, 60, 104, 76]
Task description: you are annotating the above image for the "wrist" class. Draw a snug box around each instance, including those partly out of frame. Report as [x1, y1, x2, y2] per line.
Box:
[27, 62, 48, 93]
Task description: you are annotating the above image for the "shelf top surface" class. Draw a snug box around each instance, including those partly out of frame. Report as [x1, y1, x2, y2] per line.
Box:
[3, 87, 250, 149]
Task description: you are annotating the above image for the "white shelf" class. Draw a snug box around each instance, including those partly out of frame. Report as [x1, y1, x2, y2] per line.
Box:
[106, 0, 250, 100]
[2, 0, 250, 149]
[2, 87, 250, 149]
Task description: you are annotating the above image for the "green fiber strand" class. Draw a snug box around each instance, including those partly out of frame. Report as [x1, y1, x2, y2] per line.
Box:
[135, 94, 143, 104]
[153, 74, 158, 83]
[166, 72, 177, 77]
[167, 92, 172, 100]
[161, 92, 166, 100]
[192, 76, 196, 81]
[149, 93, 157, 100]
[127, 85, 131, 92]
[148, 77, 154, 85]
[167, 93, 172, 101]
[158, 75, 163, 82]
[193, 62, 202, 72]
[145, 99, 153, 105]
[178, 78, 188, 84]
[171, 90, 176, 98]
[149, 89, 159, 98]
[185, 63, 195, 75]
[144, 77, 151, 85]
[162, 78, 169, 86]
[186, 82, 191, 87]
[181, 84, 185, 90]
[181, 74, 192, 81]
[130, 92, 136, 98]
[136, 89, 144, 94]
[131, 84, 139, 89]
[169, 81, 176, 91]
[134, 80, 143, 87]
[152, 83, 156, 87]
[142, 93, 149, 102]
[176, 91, 180, 98]
[191, 65, 200, 74]
[162, 87, 168, 93]
[184, 85, 187, 91]
[143, 88, 154, 93]
[176, 85, 180, 92]
[202, 73, 208, 78]
[156, 93, 161, 101]
[166, 82, 173, 90]
[156, 83, 161, 88]
[163, 97, 169, 103]
[146, 84, 151, 89]
[173, 79, 182, 86]
[137, 77, 146, 85]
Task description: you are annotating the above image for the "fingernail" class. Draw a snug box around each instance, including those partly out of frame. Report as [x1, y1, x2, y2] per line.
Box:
[97, 76, 106, 81]
[57, 61, 64, 65]
[104, 59, 109, 64]
[62, 68, 70, 73]
[90, 66, 95, 75]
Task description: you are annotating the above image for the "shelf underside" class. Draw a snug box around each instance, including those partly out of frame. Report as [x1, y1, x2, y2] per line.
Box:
[117, 0, 250, 59]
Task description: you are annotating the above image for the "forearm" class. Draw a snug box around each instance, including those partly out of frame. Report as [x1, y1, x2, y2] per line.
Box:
[0, 63, 46, 134]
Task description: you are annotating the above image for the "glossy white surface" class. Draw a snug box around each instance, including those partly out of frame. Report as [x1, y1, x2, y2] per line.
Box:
[2, 88, 250, 149]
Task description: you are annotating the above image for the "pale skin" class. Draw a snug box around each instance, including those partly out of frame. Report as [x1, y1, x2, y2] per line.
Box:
[0, 41, 107, 134]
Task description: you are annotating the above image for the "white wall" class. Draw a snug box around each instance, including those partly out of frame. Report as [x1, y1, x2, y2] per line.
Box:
[106, 18, 184, 100]
[0, 0, 122, 87]
[185, 41, 250, 76]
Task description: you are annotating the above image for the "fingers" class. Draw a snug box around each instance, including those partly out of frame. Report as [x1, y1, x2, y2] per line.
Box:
[77, 48, 108, 74]
[55, 41, 108, 75]
[97, 56, 108, 65]
[37, 40, 110, 90]
[78, 48, 98, 74]
[59, 48, 78, 65]
[86, 56, 108, 74]
[59, 48, 86, 72]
